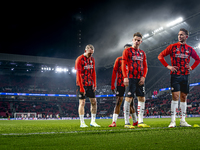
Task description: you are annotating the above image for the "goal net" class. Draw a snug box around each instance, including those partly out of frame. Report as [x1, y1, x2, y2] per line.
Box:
[14, 112, 37, 119]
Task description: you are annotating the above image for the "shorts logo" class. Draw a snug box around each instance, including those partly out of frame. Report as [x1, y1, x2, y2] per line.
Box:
[79, 94, 82, 97]
[143, 87, 145, 93]
[171, 87, 174, 90]
[128, 92, 131, 95]
[116, 91, 119, 95]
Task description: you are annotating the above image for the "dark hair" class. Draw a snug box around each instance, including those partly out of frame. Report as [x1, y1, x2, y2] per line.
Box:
[180, 28, 189, 36]
[133, 32, 142, 38]
[124, 44, 132, 48]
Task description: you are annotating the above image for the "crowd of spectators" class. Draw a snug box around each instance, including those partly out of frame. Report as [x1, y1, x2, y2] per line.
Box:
[0, 65, 200, 118]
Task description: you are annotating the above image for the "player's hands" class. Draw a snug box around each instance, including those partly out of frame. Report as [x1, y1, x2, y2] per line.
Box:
[80, 92, 85, 96]
[124, 78, 129, 87]
[167, 65, 179, 72]
[111, 89, 116, 94]
[186, 64, 192, 71]
[139, 77, 145, 86]
[93, 86, 97, 92]
[80, 87, 86, 96]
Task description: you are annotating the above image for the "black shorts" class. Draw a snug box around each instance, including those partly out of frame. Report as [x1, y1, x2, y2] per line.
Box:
[125, 78, 145, 98]
[76, 86, 96, 100]
[116, 86, 125, 97]
[171, 74, 189, 93]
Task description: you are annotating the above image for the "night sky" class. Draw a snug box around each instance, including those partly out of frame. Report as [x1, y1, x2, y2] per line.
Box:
[1, 0, 200, 66]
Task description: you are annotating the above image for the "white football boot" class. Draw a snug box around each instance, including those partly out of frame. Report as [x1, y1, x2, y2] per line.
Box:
[80, 122, 88, 128]
[90, 122, 101, 127]
[168, 121, 176, 128]
[180, 121, 191, 127]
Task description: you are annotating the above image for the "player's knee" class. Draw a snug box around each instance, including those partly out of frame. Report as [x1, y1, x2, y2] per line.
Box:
[79, 101, 85, 107]
[116, 97, 123, 106]
[173, 94, 179, 100]
[180, 93, 187, 102]
[91, 100, 97, 106]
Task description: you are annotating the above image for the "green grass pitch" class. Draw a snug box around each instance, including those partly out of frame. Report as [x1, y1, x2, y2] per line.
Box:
[0, 117, 200, 150]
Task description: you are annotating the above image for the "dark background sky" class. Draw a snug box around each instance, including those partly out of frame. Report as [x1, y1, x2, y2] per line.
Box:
[1, 0, 200, 66]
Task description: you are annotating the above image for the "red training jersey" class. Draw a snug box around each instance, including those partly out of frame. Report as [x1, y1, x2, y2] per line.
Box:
[75, 54, 96, 93]
[111, 56, 127, 90]
[122, 47, 148, 79]
[158, 42, 200, 75]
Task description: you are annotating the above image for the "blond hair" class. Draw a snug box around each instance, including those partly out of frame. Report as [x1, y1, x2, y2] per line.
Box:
[85, 44, 94, 50]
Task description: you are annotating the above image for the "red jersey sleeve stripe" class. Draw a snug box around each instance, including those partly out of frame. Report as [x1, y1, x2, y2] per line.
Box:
[111, 57, 119, 90]
[143, 52, 148, 78]
[122, 49, 128, 78]
[158, 44, 172, 67]
[191, 48, 200, 70]
[76, 55, 85, 93]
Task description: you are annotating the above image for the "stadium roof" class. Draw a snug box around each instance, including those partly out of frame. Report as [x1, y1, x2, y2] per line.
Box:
[103, 12, 200, 69]
[0, 53, 75, 67]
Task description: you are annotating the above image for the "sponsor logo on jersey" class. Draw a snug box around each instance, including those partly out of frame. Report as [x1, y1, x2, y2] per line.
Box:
[132, 56, 143, 61]
[175, 54, 189, 58]
[84, 65, 93, 69]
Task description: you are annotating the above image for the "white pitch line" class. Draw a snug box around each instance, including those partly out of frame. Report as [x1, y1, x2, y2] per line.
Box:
[0, 127, 175, 136]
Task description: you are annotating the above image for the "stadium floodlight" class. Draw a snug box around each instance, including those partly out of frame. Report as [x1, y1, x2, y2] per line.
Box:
[63, 68, 67, 72]
[56, 67, 62, 72]
[143, 33, 149, 38]
[152, 27, 163, 34]
[49, 67, 51, 71]
[198, 43, 200, 48]
[72, 68, 76, 73]
[41, 67, 44, 70]
[166, 17, 183, 27]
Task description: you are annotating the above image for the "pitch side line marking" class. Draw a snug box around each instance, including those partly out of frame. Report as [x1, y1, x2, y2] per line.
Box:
[0, 126, 186, 136]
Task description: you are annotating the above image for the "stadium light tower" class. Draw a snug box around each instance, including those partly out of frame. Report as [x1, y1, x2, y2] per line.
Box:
[166, 17, 183, 27]
[72, 68, 76, 73]
[152, 27, 163, 34]
[143, 33, 150, 38]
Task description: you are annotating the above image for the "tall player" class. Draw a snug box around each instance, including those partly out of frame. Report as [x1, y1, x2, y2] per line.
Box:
[122, 32, 150, 128]
[109, 44, 138, 128]
[158, 28, 200, 128]
[75, 44, 100, 128]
